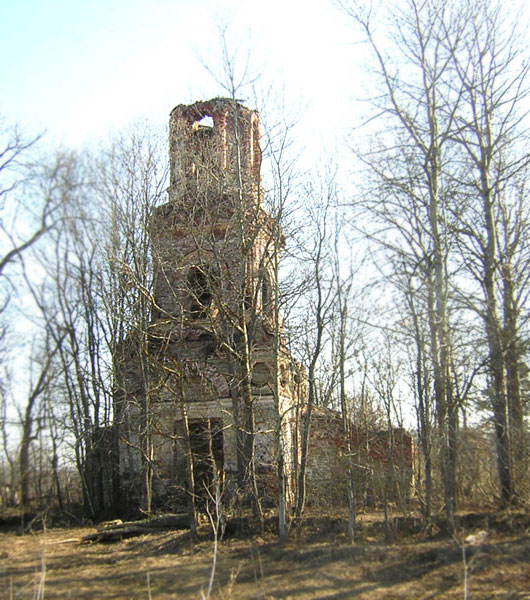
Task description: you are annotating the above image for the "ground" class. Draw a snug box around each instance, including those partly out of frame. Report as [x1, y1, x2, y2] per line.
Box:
[1, 511, 530, 599]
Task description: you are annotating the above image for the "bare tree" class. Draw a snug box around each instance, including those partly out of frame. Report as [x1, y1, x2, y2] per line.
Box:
[333, 249, 358, 541]
[340, 0, 530, 511]
[20, 125, 168, 517]
[17, 332, 63, 509]
[0, 369, 17, 508]
[97, 123, 168, 514]
[340, 0, 467, 522]
[0, 120, 51, 277]
[445, 0, 530, 505]
[293, 172, 337, 519]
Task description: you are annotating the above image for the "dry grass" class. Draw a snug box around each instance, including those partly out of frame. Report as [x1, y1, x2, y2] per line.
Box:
[1, 512, 530, 599]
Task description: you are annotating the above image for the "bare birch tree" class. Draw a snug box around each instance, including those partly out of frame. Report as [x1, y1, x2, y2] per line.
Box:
[445, 0, 530, 505]
[340, 0, 465, 521]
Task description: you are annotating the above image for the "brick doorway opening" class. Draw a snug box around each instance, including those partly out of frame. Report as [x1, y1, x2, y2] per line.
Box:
[189, 418, 224, 503]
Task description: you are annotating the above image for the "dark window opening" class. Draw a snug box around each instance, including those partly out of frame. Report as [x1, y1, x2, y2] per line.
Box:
[187, 266, 212, 318]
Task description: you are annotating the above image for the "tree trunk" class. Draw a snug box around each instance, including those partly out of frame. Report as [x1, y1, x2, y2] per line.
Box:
[180, 403, 197, 536]
[503, 265, 525, 501]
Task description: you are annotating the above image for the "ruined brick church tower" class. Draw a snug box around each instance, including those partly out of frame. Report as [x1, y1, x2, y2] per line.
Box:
[115, 99, 301, 509]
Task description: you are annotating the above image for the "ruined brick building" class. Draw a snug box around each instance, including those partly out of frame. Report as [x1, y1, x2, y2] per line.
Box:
[114, 98, 413, 512]
[115, 98, 302, 510]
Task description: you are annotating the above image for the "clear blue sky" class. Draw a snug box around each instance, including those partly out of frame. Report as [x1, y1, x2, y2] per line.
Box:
[0, 0, 359, 149]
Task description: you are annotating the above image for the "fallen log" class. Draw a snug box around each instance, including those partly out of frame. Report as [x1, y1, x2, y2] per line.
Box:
[81, 513, 189, 543]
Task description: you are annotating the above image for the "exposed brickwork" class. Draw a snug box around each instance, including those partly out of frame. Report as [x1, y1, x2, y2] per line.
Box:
[306, 407, 415, 507]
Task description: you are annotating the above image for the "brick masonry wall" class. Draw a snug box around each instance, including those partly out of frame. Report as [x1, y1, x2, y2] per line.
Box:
[306, 408, 415, 507]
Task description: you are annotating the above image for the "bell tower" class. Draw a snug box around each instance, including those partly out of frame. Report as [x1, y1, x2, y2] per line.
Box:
[117, 99, 301, 510]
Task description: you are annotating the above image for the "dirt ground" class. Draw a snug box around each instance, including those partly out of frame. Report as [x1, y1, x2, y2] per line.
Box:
[1, 512, 530, 599]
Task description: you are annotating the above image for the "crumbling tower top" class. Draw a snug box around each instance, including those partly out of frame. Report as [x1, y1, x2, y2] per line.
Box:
[168, 98, 262, 205]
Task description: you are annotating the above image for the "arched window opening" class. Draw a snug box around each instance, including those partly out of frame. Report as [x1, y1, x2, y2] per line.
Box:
[192, 114, 214, 133]
[190, 114, 215, 183]
[187, 266, 212, 318]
